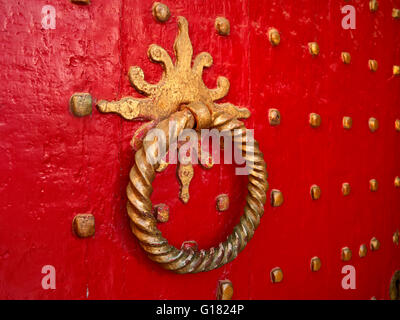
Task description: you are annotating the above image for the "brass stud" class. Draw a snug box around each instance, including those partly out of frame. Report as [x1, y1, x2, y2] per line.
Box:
[343, 116, 352, 129]
[217, 280, 233, 300]
[395, 176, 400, 188]
[70, 0, 90, 4]
[268, 28, 280, 46]
[308, 42, 320, 56]
[368, 59, 378, 72]
[69, 93, 92, 117]
[393, 230, 399, 246]
[393, 8, 400, 19]
[341, 247, 352, 261]
[268, 108, 281, 126]
[309, 113, 321, 128]
[310, 185, 321, 200]
[216, 194, 229, 212]
[368, 117, 379, 132]
[393, 66, 400, 76]
[270, 267, 283, 283]
[369, 179, 378, 192]
[310, 256, 321, 272]
[369, 0, 379, 12]
[215, 17, 230, 36]
[152, 2, 171, 23]
[395, 119, 400, 131]
[359, 244, 367, 258]
[72, 214, 95, 238]
[270, 189, 284, 207]
[154, 203, 169, 223]
[342, 182, 351, 196]
[341, 52, 351, 64]
[370, 237, 380, 251]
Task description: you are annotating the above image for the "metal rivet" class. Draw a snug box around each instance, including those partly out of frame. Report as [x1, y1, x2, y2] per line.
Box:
[310, 256, 321, 272]
[369, 0, 379, 12]
[389, 271, 400, 300]
[393, 8, 400, 19]
[342, 182, 351, 196]
[268, 28, 280, 46]
[270, 267, 283, 283]
[343, 116, 352, 129]
[152, 2, 171, 23]
[359, 244, 368, 258]
[270, 189, 284, 207]
[215, 17, 230, 36]
[268, 108, 281, 126]
[393, 66, 400, 76]
[395, 119, 400, 131]
[308, 42, 320, 56]
[309, 113, 321, 128]
[370, 237, 380, 251]
[369, 117, 379, 132]
[72, 214, 95, 238]
[154, 203, 169, 223]
[310, 185, 321, 200]
[341, 52, 351, 64]
[393, 230, 399, 246]
[217, 280, 233, 300]
[368, 59, 378, 72]
[369, 179, 378, 192]
[70, 0, 90, 4]
[395, 176, 400, 188]
[216, 194, 229, 212]
[341, 247, 352, 261]
[69, 93, 92, 117]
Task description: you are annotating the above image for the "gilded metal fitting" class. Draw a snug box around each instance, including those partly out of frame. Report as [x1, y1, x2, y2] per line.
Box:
[177, 163, 194, 203]
[72, 214, 95, 238]
[389, 271, 400, 300]
[268, 108, 281, 126]
[310, 256, 321, 272]
[368, 117, 379, 132]
[152, 2, 171, 23]
[393, 8, 400, 19]
[393, 65, 400, 76]
[341, 52, 351, 64]
[369, 0, 379, 12]
[370, 237, 380, 251]
[216, 194, 229, 212]
[270, 189, 284, 207]
[394, 176, 400, 188]
[154, 204, 169, 223]
[395, 119, 400, 131]
[268, 28, 280, 46]
[341, 247, 352, 261]
[70, 0, 90, 4]
[342, 182, 351, 196]
[308, 42, 320, 56]
[69, 93, 92, 117]
[270, 267, 283, 283]
[368, 59, 378, 72]
[369, 179, 378, 192]
[215, 17, 230, 36]
[359, 244, 367, 258]
[309, 113, 321, 128]
[156, 159, 169, 172]
[217, 280, 233, 300]
[343, 116, 352, 129]
[310, 185, 321, 200]
[393, 230, 399, 246]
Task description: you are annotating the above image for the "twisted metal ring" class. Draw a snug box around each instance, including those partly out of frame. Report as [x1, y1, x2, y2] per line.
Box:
[126, 105, 268, 273]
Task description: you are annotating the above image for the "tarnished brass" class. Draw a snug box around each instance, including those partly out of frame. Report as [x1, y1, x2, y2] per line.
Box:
[268, 108, 280, 126]
[389, 271, 400, 300]
[342, 116, 352, 129]
[342, 182, 351, 196]
[70, 0, 90, 4]
[368, 59, 378, 72]
[393, 230, 399, 246]
[217, 280, 233, 300]
[369, 117, 379, 132]
[308, 42, 319, 56]
[309, 113, 321, 128]
[70, 93, 92, 117]
[341, 52, 351, 64]
[177, 163, 194, 204]
[359, 244, 367, 258]
[393, 8, 400, 19]
[310, 185, 321, 200]
[270, 267, 283, 283]
[395, 119, 400, 131]
[271, 189, 284, 207]
[216, 194, 229, 212]
[152, 2, 170, 22]
[72, 214, 95, 238]
[154, 204, 169, 223]
[96, 17, 268, 273]
[215, 17, 230, 36]
[370, 237, 380, 251]
[341, 247, 352, 261]
[310, 256, 321, 272]
[369, 179, 378, 192]
[394, 66, 400, 76]
[268, 28, 280, 46]
[369, 0, 379, 12]
[394, 176, 400, 188]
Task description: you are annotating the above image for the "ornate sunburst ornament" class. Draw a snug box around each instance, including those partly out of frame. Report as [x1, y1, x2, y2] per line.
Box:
[97, 17, 268, 273]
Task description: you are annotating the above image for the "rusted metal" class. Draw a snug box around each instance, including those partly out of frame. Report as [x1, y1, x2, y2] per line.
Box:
[216, 194, 229, 212]
[215, 17, 230, 36]
[72, 214, 95, 238]
[69, 93, 92, 117]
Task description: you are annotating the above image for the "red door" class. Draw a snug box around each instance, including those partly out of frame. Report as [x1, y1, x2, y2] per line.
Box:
[0, 0, 399, 300]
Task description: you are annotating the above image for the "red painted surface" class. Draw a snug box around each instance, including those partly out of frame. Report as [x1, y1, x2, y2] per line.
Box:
[0, 0, 399, 299]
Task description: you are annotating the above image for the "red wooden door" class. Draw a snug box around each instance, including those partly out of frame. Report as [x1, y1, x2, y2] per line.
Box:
[0, 0, 399, 300]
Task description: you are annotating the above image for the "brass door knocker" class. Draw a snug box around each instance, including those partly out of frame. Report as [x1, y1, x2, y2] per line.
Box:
[97, 17, 268, 273]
